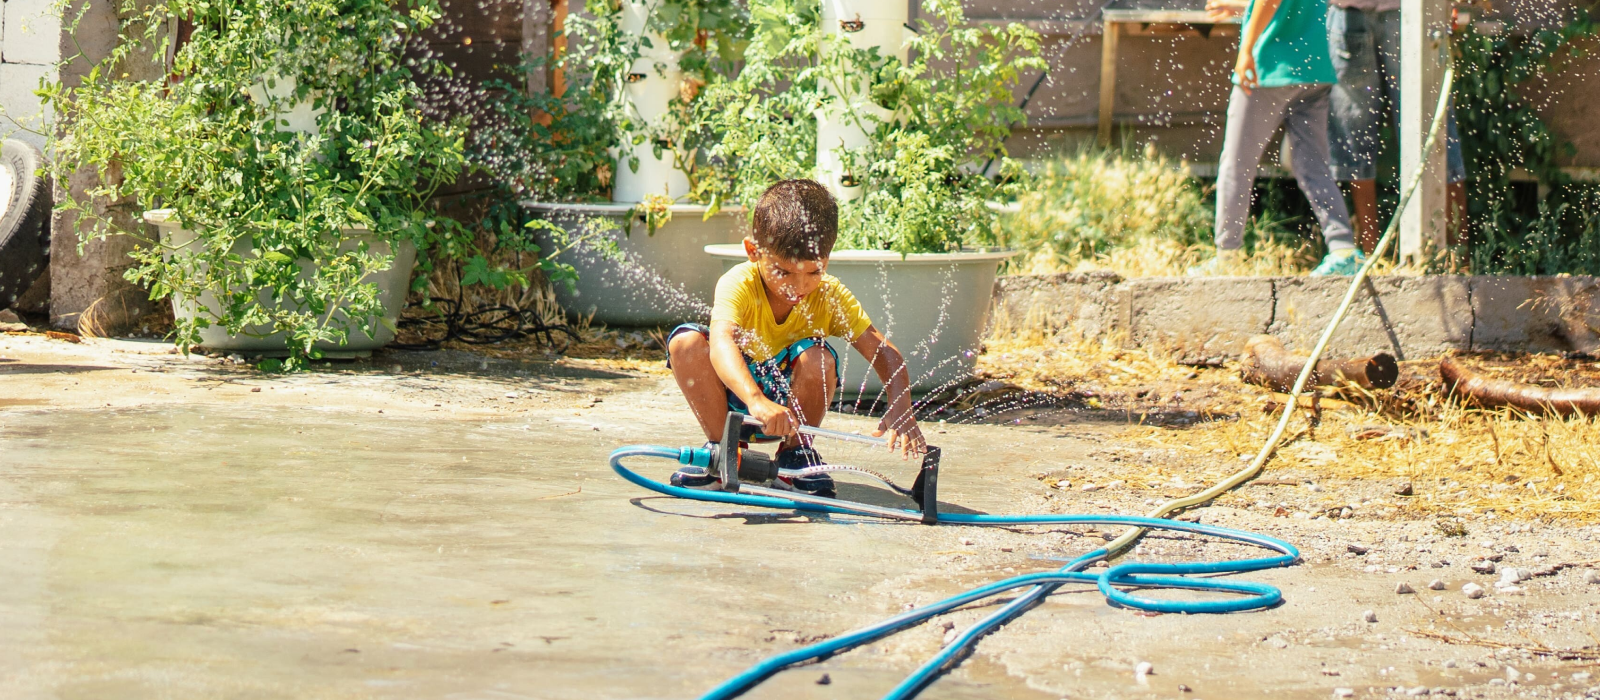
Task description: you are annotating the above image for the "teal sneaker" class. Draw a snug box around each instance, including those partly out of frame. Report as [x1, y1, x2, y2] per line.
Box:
[1310, 249, 1366, 277]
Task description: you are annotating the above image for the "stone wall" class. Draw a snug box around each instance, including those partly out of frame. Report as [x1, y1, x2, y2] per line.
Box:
[994, 273, 1600, 364]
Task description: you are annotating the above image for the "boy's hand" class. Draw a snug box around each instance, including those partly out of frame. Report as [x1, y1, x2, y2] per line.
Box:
[873, 412, 927, 459]
[749, 398, 796, 438]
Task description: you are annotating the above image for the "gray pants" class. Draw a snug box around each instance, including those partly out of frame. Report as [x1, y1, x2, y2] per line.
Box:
[1214, 84, 1355, 252]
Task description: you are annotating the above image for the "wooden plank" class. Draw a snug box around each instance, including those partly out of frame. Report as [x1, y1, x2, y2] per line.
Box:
[523, 0, 550, 96]
[1097, 20, 1119, 146]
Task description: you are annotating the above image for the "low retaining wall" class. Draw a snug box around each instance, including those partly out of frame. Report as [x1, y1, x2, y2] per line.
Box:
[994, 273, 1600, 364]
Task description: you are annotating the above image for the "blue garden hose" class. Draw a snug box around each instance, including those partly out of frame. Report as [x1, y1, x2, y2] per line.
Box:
[610, 445, 1300, 699]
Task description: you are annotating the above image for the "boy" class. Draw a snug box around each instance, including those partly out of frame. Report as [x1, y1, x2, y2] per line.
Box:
[1196, 0, 1360, 277]
[665, 179, 926, 498]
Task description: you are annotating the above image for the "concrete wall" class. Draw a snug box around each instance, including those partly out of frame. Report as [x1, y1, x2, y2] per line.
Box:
[0, 0, 60, 153]
[995, 273, 1600, 364]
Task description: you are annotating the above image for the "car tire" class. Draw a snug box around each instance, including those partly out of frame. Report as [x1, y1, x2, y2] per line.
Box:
[0, 138, 51, 309]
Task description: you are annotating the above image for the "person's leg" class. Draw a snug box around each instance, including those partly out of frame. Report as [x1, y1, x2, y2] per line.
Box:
[785, 343, 838, 450]
[667, 326, 732, 443]
[1328, 7, 1384, 252]
[1446, 116, 1468, 247]
[1214, 85, 1297, 253]
[1350, 180, 1380, 252]
[1285, 85, 1356, 254]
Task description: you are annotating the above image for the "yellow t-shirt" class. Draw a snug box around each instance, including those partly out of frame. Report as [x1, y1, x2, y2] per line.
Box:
[710, 262, 873, 363]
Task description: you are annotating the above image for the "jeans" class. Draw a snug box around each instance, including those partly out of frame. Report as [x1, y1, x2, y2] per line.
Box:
[1214, 84, 1356, 252]
[1327, 7, 1467, 183]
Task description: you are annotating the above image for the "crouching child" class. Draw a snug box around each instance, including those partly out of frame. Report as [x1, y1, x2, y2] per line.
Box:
[666, 179, 927, 497]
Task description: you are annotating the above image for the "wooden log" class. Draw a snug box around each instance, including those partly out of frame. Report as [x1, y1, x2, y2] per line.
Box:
[1440, 356, 1600, 417]
[1239, 335, 1399, 392]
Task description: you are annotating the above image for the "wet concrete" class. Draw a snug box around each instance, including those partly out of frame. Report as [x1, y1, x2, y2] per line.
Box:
[3, 333, 1600, 699]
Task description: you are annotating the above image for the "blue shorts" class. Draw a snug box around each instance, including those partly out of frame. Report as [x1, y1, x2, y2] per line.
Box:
[1327, 7, 1466, 184]
[666, 323, 841, 420]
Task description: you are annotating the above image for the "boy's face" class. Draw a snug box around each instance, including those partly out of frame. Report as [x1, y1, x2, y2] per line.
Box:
[744, 237, 827, 305]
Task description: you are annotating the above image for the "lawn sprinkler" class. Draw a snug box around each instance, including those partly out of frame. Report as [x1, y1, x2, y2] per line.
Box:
[670, 412, 942, 524]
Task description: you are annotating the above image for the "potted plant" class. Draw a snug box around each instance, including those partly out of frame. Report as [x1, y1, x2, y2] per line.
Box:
[491, 0, 751, 326]
[700, 0, 1043, 394]
[45, 1, 468, 367]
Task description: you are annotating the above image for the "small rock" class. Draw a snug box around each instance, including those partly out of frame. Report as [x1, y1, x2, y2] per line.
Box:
[1462, 582, 1486, 599]
[1396, 582, 1415, 594]
[1310, 483, 1324, 492]
[1584, 570, 1600, 584]
[1106, 480, 1125, 489]
[1498, 568, 1530, 585]
[1265, 636, 1290, 649]
[1395, 482, 1414, 496]
[0, 309, 21, 324]
[1081, 484, 1101, 492]
[1348, 543, 1370, 555]
[1505, 667, 1520, 683]
[1443, 659, 1457, 669]
[1497, 585, 1525, 596]
[960, 538, 974, 546]
[1470, 560, 1496, 575]
[1178, 684, 1192, 692]
[1428, 579, 1446, 591]
[1334, 688, 1355, 698]
[1000, 547, 1013, 553]
[1406, 686, 1428, 696]
[942, 627, 959, 646]
[816, 673, 831, 685]
[1573, 672, 1591, 682]
[1135, 661, 1154, 682]
[1363, 610, 1378, 623]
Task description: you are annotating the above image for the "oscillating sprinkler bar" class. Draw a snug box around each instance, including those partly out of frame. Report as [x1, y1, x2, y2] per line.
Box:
[738, 414, 891, 447]
[685, 413, 942, 523]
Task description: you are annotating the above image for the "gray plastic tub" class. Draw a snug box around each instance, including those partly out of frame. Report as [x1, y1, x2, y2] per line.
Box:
[528, 203, 745, 326]
[144, 209, 416, 356]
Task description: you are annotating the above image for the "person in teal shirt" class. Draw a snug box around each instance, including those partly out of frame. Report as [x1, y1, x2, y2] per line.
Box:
[1191, 0, 1360, 276]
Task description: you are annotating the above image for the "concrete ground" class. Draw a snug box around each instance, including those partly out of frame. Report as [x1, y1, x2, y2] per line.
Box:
[2, 333, 1599, 700]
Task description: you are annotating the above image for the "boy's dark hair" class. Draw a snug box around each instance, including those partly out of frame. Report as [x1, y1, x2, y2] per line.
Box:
[751, 179, 838, 261]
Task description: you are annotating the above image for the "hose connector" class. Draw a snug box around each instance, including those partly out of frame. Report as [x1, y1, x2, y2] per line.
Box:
[678, 446, 712, 467]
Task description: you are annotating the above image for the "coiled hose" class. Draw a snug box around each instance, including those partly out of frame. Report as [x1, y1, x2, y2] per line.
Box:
[608, 54, 1456, 700]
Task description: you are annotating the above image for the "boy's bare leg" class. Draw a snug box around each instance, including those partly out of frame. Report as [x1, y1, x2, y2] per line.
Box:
[1350, 179, 1379, 254]
[669, 331, 732, 442]
[785, 346, 836, 451]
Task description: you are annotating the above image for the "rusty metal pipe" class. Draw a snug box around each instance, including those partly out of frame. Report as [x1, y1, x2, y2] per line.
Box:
[1440, 357, 1600, 417]
[1240, 335, 1399, 392]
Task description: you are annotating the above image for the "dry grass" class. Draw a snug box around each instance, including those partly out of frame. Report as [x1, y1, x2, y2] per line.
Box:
[1000, 145, 1333, 278]
[978, 320, 1600, 522]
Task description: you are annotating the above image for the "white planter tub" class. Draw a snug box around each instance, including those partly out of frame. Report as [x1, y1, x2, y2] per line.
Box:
[144, 209, 416, 357]
[528, 202, 744, 326]
[705, 244, 1015, 396]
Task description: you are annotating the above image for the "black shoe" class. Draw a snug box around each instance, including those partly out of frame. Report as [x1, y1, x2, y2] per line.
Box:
[776, 446, 835, 499]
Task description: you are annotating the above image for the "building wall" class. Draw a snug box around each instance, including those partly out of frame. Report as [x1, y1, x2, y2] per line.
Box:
[0, 0, 59, 152]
